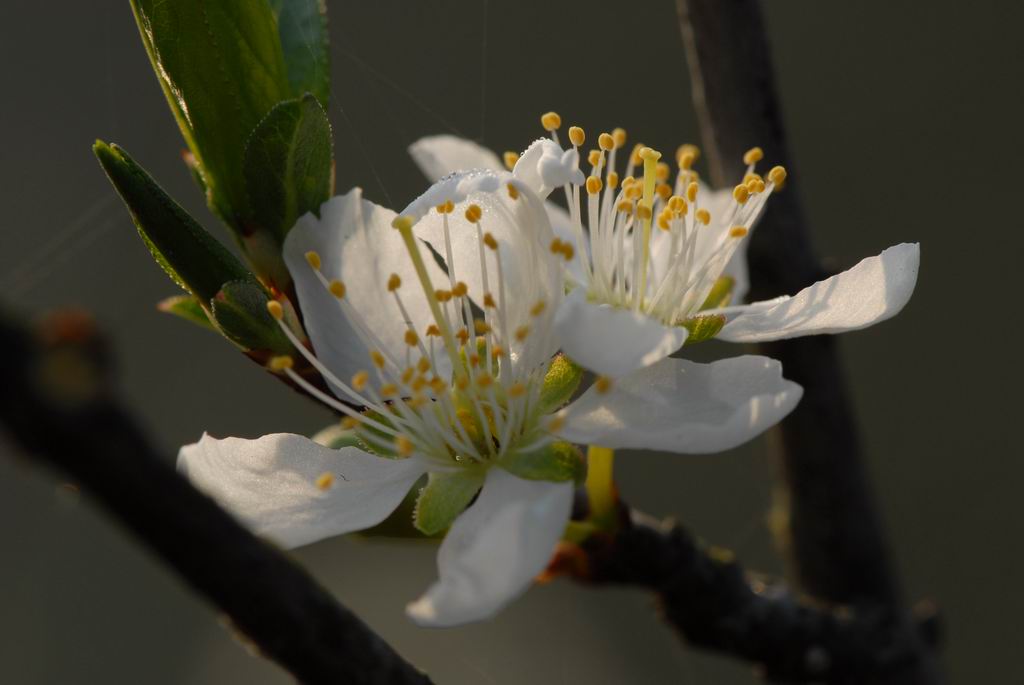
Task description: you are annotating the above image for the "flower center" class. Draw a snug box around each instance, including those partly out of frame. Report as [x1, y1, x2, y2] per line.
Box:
[525, 113, 787, 324]
[267, 199, 562, 470]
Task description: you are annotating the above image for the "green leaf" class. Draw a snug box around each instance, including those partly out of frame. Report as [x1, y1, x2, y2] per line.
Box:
[130, 0, 291, 228]
[499, 441, 585, 484]
[158, 294, 216, 332]
[94, 141, 254, 302]
[413, 470, 484, 535]
[539, 354, 583, 414]
[268, 0, 330, 105]
[210, 280, 293, 353]
[244, 95, 333, 243]
[682, 314, 726, 345]
[700, 275, 734, 311]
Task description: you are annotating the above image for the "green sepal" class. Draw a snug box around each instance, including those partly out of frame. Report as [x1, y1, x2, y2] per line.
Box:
[539, 354, 583, 414]
[682, 314, 727, 345]
[268, 0, 331, 106]
[93, 141, 255, 302]
[353, 409, 401, 458]
[157, 294, 216, 332]
[413, 470, 485, 536]
[563, 520, 599, 545]
[210, 280, 293, 353]
[244, 94, 334, 244]
[311, 424, 363, 450]
[700, 275, 734, 311]
[499, 441, 585, 484]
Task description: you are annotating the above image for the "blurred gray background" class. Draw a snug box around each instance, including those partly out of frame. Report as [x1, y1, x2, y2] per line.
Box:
[1, 0, 1020, 682]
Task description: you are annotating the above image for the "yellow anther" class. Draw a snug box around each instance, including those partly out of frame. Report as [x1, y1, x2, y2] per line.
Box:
[411, 376, 428, 392]
[676, 144, 700, 168]
[436, 199, 455, 214]
[550, 238, 565, 254]
[455, 375, 470, 391]
[743, 172, 763, 184]
[733, 184, 750, 204]
[503, 151, 519, 170]
[752, 179, 766, 193]
[417, 356, 432, 374]
[483, 232, 498, 250]
[395, 435, 415, 457]
[586, 176, 603, 195]
[607, 171, 620, 189]
[401, 366, 416, 384]
[341, 416, 360, 430]
[352, 370, 372, 391]
[380, 383, 398, 397]
[655, 162, 670, 182]
[515, 325, 530, 341]
[305, 251, 322, 270]
[639, 147, 661, 162]
[587, 149, 602, 167]
[531, 300, 547, 316]
[464, 204, 482, 223]
[630, 143, 644, 167]
[266, 301, 284, 320]
[483, 292, 497, 308]
[657, 212, 671, 231]
[656, 183, 672, 201]
[568, 126, 586, 147]
[425, 324, 441, 337]
[491, 345, 505, 358]
[476, 373, 494, 388]
[474, 319, 491, 335]
[622, 175, 636, 187]
[508, 382, 526, 398]
[387, 273, 402, 291]
[598, 132, 615, 151]
[560, 243, 575, 261]
[429, 377, 446, 394]
[616, 199, 634, 215]
[746, 178, 760, 193]
[456, 327, 470, 345]
[696, 208, 711, 225]
[452, 281, 469, 297]
[686, 181, 699, 202]
[391, 215, 415, 231]
[730, 226, 749, 238]
[743, 146, 764, 165]
[668, 195, 687, 214]
[768, 165, 787, 185]
[408, 393, 428, 409]
[507, 183, 520, 200]
[315, 472, 335, 491]
[547, 414, 565, 433]
[268, 355, 293, 372]
[637, 203, 653, 220]
[328, 279, 346, 298]
[404, 330, 419, 347]
[595, 376, 613, 394]
[625, 184, 643, 200]
[612, 127, 627, 148]
[435, 289, 452, 303]
[370, 350, 386, 368]
[541, 111, 562, 131]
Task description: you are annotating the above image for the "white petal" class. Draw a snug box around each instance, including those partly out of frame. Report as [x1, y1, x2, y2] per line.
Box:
[554, 289, 688, 377]
[513, 138, 584, 198]
[408, 135, 504, 182]
[178, 433, 426, 549]
[557, 356, 802, 453]
[406, 468, 572, 627]
[715, 243, 920, 343]
[284, 189, 453, 390]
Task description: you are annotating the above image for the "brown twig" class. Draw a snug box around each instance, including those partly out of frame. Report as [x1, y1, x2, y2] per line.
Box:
[0, 308, 432, 685]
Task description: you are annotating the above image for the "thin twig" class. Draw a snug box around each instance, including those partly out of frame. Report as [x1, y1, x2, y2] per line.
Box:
[0, 309, 432, 685]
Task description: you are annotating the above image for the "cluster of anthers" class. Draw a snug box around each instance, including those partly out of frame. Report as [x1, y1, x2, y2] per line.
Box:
[512, 111, 787, 324]
[263, 200, 569, 485]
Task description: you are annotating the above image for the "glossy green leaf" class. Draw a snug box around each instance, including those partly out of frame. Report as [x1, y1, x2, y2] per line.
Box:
[539, 354, 583, 414]
[268, 0, 330, 105]
[682, 314, 727, 345]
[413, 470, 484, 535]
[130, 0, 291, 227]
[499, 441, 585, 484]
[94, 141, 254, 302]
[700, 275, 734, 311]
[244, 95, 333, 243]
[210, 280, 293, 353]
[158, 294, 216, 332]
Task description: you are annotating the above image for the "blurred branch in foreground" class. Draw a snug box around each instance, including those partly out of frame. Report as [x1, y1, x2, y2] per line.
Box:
[0, 308, 431, 685]
[676, 0, 942, 681]
[557, 508, 940, 684]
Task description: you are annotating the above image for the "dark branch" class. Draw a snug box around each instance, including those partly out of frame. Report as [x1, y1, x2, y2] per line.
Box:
[562, 509, 940, 684]
[0, 309, 432, 685]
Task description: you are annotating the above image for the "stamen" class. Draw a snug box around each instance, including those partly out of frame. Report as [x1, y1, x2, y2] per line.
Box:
[268, 355, 293, 372]
[598, 133, 614, 151]
[568, 126, 585, 147]
[315, 472, 335, 490]
[541, 111, 562, 132]
[743, 147, 764, 165]
[503, 152, 519, 170]
[328, 280, 346, 298]
[305, 251, 321, 270]
[595, 376, 613, 394]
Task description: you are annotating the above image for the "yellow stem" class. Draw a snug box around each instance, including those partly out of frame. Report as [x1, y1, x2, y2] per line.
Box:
[586, 445, 616, 528]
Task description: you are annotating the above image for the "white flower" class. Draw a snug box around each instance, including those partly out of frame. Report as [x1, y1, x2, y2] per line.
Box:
[178, 171, 803, 627]
[408, 118, 920, 378]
